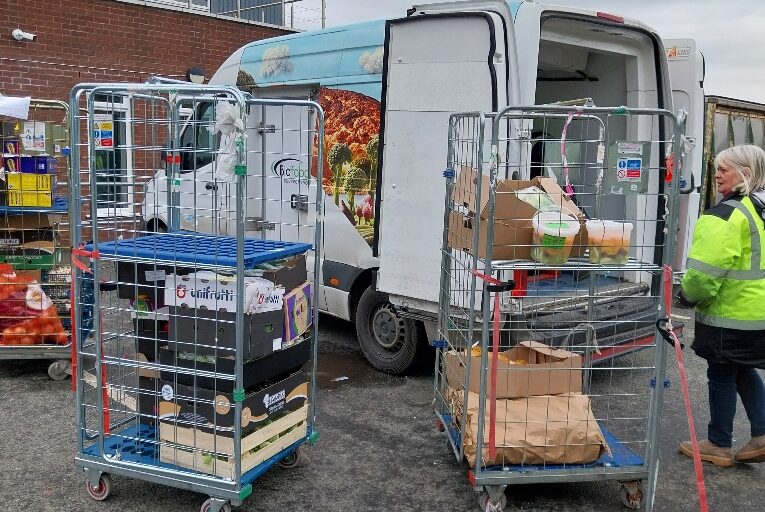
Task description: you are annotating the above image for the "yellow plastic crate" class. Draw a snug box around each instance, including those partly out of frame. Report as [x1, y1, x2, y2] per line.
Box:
[7, 173, 53, 192]
[8, 190, 53, 207]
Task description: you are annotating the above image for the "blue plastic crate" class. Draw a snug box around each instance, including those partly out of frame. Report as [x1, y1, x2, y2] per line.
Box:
[90, 232, 311, 269]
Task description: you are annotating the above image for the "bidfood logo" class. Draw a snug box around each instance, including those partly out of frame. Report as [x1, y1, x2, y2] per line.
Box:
[272, 158, 310, 184]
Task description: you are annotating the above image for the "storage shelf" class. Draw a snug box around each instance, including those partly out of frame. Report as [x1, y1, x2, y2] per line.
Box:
[89, 232, 312, 269]
[490, 256, 663, 273]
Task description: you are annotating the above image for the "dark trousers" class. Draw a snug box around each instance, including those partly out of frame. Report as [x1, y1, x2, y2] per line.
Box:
[707, 361, 765, 447]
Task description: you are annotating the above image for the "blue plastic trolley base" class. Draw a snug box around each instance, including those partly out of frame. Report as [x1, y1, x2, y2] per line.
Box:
[89, 232, 312, 269]
[83, 423, 309, 488]
[441, 413, 644, 474]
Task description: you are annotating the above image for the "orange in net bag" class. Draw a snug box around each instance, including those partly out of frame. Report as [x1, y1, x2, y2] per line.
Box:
[0, 264, 67, 346]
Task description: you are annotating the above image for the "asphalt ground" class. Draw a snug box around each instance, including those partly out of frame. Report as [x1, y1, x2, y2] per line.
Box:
[0, 304, 763, 511]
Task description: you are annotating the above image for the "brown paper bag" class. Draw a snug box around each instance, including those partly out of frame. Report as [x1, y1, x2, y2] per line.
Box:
[447, 388, 609, 467]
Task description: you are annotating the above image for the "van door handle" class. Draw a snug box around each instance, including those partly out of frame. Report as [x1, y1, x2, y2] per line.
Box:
[205, 183, 218, 191]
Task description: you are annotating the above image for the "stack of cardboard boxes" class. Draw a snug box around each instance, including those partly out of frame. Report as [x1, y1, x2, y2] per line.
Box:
[1, 121, 65, 208]
[444, 341, 609, 467]
[124, 255, 313, 478]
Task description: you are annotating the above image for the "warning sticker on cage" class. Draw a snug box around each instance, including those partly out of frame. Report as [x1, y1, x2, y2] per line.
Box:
[93, 113, 114, 151]
[617, 142, 643, 155]
[617, 157, 643, 181]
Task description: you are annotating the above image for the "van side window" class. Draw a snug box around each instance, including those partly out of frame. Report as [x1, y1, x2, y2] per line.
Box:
[179, 102, 218, 171]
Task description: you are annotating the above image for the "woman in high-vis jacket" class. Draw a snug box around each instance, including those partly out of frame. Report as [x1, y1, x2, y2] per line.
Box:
[678, 144, 765, 467]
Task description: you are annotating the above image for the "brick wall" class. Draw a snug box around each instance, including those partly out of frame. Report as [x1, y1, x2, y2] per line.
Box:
[1, 0, 290, 244]
[0, 0, 290, 101]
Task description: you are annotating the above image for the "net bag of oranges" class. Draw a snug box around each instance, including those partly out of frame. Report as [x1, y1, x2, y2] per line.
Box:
[0, 264, 67, 345]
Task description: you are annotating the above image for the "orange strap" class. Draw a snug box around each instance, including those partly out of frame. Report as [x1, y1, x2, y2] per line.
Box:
[663, 265, 708, 512]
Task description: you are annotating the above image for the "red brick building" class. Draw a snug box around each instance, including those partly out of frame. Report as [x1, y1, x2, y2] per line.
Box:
[0, 0, 292, 100]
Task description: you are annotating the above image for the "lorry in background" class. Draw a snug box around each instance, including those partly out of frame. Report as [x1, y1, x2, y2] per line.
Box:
[666, 38, 765, 277]
[143, 0, 677, 373]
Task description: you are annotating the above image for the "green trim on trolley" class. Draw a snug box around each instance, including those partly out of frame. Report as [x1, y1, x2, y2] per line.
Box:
[233, 389, 245, 402]
[308, 430, 319, 446]
[239, 484, 253, 500]
[235, 164, 247, 176]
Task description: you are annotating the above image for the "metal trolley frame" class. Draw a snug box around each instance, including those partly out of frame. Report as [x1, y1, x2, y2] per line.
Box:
[0, 98, 73, 380]
[69, 82, 324, 511]
[435, 105, 683, 511]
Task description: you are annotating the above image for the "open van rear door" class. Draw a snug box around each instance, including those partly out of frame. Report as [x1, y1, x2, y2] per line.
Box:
[376, 11, 515, 309]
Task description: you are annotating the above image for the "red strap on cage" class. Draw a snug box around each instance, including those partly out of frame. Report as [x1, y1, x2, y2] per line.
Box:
[470, 269, 501, 461]
[663, 265, 708, 512]
[71, 247, 99, 274]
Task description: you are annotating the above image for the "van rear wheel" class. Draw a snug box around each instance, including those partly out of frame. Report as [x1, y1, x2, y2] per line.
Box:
[355, 286, 424, 374]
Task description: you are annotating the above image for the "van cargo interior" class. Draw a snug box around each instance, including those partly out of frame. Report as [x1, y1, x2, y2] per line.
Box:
[518, 18, 667, 354]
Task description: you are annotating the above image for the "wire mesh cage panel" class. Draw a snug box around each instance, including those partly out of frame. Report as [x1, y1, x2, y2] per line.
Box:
[69, 82, 324, 510]
[435, 105, 683, 512]
[0, 99, 73, 378]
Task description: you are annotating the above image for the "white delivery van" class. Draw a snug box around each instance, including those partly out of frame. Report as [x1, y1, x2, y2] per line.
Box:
[664, 38, 705, 276]
[143, 0, 674, 373]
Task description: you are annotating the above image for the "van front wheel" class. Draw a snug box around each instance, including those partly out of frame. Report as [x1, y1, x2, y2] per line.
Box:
[355, 286, 423, 375]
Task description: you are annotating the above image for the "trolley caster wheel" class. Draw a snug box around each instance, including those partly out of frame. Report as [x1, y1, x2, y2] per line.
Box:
[279, 446, 306, 469]
[201, 498, 231, 512]
[85, 473, 112, 501]
[48, 360, 70, 381]
[478, 491, 507, 512]
[620, 481, 643, 509]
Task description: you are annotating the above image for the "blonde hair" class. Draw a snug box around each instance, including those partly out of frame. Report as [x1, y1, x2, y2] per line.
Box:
[714, 144, 765, 195]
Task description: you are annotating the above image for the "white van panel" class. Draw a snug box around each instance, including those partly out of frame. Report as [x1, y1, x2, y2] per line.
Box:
[377, 15, 501, 305]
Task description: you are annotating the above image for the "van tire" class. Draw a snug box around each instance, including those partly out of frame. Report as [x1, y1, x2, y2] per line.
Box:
[355, 286, 423, 375]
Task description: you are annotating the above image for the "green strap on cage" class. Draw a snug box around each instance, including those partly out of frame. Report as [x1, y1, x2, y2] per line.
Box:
[611, 106, 630, 115]
[233, 389, 245, 402]
[308, 431, 320, 446]
[235, 164, 247, 176]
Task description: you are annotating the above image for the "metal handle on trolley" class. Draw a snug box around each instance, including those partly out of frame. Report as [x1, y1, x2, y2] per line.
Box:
[485, 280, 515, 293]
[205, 182, 218, 191]
[656, 318, 684, 349]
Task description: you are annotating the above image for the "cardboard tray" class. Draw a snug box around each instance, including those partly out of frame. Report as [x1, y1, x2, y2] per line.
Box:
[166, 306, 285, 361]
[158, 337, 310, 392]
[158, 369, 308, 438]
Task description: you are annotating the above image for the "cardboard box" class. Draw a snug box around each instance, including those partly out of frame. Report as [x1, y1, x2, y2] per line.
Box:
[447, 388, 608, 467]
[166, 306, 285, 361]
[2, 155, 20, 173]
[283, 281, 312, 345]
[19, 156, 57, 174]
[448, 166, 588, 260]
[255, 254, 307, 292]
[3, 139, 20, 155]
[159, 405, 307, 479]
[443, 340, 583, 398]
[8, 191, 53, 207]
[137, 376, 160, 423]
[115, 261, 187, 302]
[0, 241, 58, 269]
[157, 369, 308, 438]
[165, 272, 284, 314]
[7, 173, 55, 192]
[158, 336, 310, 392]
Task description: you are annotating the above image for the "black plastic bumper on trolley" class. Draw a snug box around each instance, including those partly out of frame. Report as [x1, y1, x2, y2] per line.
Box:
[656, 318, 684, 349]
[485, 281, 516, 293]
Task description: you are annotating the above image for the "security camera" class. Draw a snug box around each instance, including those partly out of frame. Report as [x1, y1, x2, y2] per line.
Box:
[11, 29, 36, 42]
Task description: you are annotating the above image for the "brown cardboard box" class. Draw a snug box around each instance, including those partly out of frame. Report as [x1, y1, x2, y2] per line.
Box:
[443, 340, 583, 398]
[448, 165, 588, 260]
[446, 387, 608, 467]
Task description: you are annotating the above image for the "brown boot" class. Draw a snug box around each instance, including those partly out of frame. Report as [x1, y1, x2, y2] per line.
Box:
[735, 435, 765, 463]
[679, 440, 734, 467]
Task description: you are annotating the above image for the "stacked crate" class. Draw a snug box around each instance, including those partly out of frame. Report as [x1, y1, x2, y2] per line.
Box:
[120, 253, 313, 478]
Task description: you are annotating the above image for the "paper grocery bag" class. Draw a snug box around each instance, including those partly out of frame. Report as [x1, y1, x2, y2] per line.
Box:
[447, 388, 609, 467]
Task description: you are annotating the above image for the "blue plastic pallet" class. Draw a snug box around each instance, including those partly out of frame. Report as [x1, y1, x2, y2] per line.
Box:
[89, 232, 311, 269]
[82, 423, 303, 486]
[443, 414, 644, 472]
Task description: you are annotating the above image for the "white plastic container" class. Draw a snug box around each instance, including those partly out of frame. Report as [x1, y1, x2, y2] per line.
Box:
[530, 211, 580, 264]
[585, 220, 634, 264]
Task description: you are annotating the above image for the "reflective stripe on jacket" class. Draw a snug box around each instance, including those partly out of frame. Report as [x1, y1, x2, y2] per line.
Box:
[682, 194, 765, 330]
